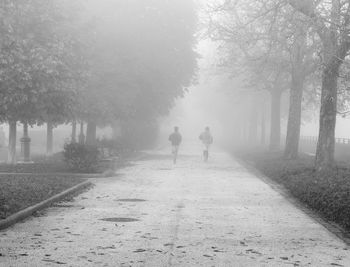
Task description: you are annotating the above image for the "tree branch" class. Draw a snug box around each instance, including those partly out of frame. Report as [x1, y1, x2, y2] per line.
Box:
[287, 0, 328, 41]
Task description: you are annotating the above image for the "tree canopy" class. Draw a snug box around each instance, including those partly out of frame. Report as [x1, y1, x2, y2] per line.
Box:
[0, 0, 199, 148]
[0, 0, 84, 125]
[206, 0, 350, 169]
[80, 0, 199, 126]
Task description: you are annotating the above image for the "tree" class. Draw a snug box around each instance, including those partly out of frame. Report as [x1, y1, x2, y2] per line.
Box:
[205, 0, 325, 157]
[80, 0, 199, 146]
[0, 1, 88, 160]
[206, 0, 291, 150]
[288, 0, 350, 170]
[0, 0, 199, 159]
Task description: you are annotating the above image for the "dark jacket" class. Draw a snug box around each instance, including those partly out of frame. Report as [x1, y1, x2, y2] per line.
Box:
[169, 132, 182, 146]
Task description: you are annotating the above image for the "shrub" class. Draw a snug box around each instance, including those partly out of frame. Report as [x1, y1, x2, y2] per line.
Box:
[97, 137, 134, 158]
[63, 143, 100, 172]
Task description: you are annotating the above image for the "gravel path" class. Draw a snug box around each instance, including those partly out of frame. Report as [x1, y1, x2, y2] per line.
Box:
[0, 151, 349, 266]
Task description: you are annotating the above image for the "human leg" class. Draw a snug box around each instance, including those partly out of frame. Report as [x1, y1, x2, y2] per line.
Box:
[203, 144, 209, 162]
[172, 145, 179, 164]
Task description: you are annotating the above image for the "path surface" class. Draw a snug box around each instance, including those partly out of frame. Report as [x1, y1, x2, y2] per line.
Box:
[1, 151, 349, 266]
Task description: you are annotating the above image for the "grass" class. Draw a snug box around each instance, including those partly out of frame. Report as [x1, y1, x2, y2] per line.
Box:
[0, 150, 135, 220]
[299, 140, 350, 163]
[236, 149, 350, 232]
[0, 162, 69, 173]
[0, 152, 114, 174]
[0, 150, 133, 220]
[0, 174, 84, 219]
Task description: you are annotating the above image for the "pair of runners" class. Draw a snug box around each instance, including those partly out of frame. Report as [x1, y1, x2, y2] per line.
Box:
[168, 126, 213, 164]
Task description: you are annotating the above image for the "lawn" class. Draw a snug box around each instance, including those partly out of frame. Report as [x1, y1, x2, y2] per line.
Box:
[0, 174, 84, 219]
[236, 150, 350, 231]
[0, 152, 114, 174]
[0, 150, 133, 220]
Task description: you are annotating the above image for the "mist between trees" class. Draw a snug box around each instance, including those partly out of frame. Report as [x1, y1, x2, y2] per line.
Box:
[1, 0, 350, 172]
[202, 0, 350, 172]
[0, 0, 199, 164]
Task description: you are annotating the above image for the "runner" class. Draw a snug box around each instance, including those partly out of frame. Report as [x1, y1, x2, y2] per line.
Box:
[199, 127, 213, 162]
[168, 126, 182, 164]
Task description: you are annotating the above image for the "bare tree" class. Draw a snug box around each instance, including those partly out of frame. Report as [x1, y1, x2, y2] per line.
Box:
[288, 0, 350, 170]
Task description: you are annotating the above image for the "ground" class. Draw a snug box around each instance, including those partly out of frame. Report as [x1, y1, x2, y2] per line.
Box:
[0, 150, 349, 266]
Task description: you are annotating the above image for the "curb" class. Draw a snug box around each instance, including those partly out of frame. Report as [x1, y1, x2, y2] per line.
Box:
[233, 155, 350, 246]
[0, 173, 104, 178]
[0, 181, 93, 231]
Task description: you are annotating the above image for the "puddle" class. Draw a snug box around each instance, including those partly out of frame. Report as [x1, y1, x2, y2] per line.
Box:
[116, 199, 146, 202]
[100, 218, 140, 222]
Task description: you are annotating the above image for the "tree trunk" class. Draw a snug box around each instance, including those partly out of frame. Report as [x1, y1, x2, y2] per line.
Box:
[261, 105, 266, 145]
[284, 26, 306, 159]
[46, 121, 53, 156]
[269, 89, 282, 151]
[71, 121, 77, 143]
[287, 0, 350, 170]
[243, 118, 249, 144]
[249, 96, 258, 145]
[315, 65, 339, 171]
[79, 122, 85, 144]
[8, 121, 17, 164]
[240, 122, 246, 144]
[284, 73, 304, 159]
[233, 119, 241, 145]
[86, 120, 97, 146]
[20, 122, 31, 162]
[314, 9, 348, 171]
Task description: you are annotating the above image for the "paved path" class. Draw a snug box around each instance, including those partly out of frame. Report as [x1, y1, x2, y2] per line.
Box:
[1, 151, 349, 266]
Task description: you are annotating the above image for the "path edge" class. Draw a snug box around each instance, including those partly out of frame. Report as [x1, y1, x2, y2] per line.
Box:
[233, 155, 350, 246]
[0, 180, 93, 231]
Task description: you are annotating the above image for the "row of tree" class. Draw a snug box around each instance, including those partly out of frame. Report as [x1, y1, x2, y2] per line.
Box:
[206, 0, 350, 171]
[0, 0, 199, 163]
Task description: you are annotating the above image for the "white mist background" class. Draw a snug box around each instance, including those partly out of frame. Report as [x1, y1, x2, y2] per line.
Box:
[159, 39, 350, 153]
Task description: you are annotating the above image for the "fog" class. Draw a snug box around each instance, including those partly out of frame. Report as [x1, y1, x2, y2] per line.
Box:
[160, 36, 350, 155]
[158, 40, 228, 151]
[1, 0, 350, 163]
[3, 34, 350, 157]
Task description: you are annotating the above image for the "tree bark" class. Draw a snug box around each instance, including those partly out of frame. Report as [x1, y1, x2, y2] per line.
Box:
[86, 120, 97, 146]
[284, 26, 306, 159]
[79, 122, 85, 144]
[288, 0, 350, 171]
[249, 96, 258, 145]
[46, 121, 53, 156]
[315, 65, 339, 170]
[233, 116, 241, 145]
[20, 122, 31, 162]
[314, 0, 347, 171]
[269, 89, 282, 151]
[242, 118, 249, 144]
[71, 121, 77, 143]
[261, 104, 266, 145]
[7, 121, 17, 164]
[284, 76, 304, 159]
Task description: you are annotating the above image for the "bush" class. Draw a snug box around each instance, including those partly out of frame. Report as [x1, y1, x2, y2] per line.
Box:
[97, 137, 134, 158]
[63, 143, 100, 172]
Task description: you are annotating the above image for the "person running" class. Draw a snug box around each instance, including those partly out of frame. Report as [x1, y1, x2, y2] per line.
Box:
[169, 126, 182, 164]
[199, 127, 213, 162]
